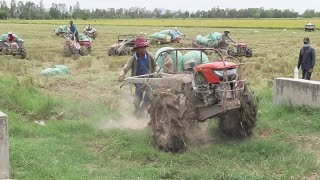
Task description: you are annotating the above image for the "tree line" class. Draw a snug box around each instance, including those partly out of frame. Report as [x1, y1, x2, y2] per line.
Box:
[1, 0, 320, 20]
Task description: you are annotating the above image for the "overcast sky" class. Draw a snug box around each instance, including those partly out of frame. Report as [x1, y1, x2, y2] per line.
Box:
[22, 0, 320, 12]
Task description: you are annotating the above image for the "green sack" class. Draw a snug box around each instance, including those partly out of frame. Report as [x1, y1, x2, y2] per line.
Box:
[53, 65, 70, 74]
[159, 30, 172, 35]
[182, 51, 209, 71]
[155, 47, 183, 72]
[41, 68, 64, 76]
[58, 25, 69, 32]
[41, 65, 70, 76]
[196, 35, 215, 47]
[150, 33, 170, 40]
[78, 34, 92, 42]
[0, 34, 24, 42]
[207, 32, 223, 41]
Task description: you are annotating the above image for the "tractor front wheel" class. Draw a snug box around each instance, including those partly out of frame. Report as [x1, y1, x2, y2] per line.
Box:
[246, 48, 253, 57]
[218, 85, 258, 137]
[19, 47, 27, 59]
[80, 46, 89, 56]
[64, 45, 72, 57]
[149, 92, 187, 153]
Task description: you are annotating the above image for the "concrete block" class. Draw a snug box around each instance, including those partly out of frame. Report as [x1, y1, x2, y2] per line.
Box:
[273, 78, 320, 108]
[0, 112, 9, 179]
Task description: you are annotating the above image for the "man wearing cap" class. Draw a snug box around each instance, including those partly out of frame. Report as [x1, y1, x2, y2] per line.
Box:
[69, 21, 79, 42]
[222, 30, 236, 44]
[118, 37, 160, 117]
[297, 37, 316, 80]
[4, 32, 19, 53]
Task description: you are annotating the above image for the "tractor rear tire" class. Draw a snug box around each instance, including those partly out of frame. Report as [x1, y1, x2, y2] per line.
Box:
[64, 45, 72, 57]
[227, 48, 236, 57]
[218, 86, 258, 137]
[80, 46, 89, 56]
[246, 48, 253, 57]
[107, 50, 112, 56]
[149, 92, 187, 153]
[19, 47, 27, 59]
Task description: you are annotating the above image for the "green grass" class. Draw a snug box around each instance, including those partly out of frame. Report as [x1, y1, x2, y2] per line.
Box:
[0, 21, 320, 179]
[0, 76, 318, 179]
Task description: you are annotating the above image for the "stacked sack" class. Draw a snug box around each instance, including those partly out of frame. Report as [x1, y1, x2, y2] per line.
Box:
[195, 32, 223, 48]
[0, 34, 24, 42]
[149, 29, 173, 43]
[155, 47, 209, 72]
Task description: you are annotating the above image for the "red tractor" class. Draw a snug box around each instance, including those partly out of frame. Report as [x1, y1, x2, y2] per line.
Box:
[227, 43, 253, 58]
[64, 34, 92, 57]
[123, 48, 258, 153]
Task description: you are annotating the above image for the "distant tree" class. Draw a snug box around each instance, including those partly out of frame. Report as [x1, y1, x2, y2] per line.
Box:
[0, 1, 313, 20]
[0, 9, 8, 19]
[0, 0, 9, 18]
[10, 0, 17, 18]
[49, 3, 61, 19]
[303, 9, 315, 18]
[153, 8, 161, 18]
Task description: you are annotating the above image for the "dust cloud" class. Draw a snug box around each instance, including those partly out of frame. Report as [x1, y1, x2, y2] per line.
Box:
[93, 85, 149, 130]
[94, 113, 149, 130]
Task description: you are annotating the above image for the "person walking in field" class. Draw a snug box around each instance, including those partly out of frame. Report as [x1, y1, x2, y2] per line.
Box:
[118, 37, 160, 117]
[69, 21, 79, 42]
[297, 37, 316, 80]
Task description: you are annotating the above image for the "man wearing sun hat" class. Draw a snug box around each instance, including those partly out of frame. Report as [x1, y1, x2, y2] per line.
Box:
[118, 37, 160, 117]
[222, 30, 236, 44]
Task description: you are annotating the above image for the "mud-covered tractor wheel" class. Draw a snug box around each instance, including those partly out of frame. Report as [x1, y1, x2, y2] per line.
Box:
[218, 86, 258, 137]
[80, 46, 89, 56]
[246, 48, 253, 57]
[63, 45, 72, 57]
[149, 92, 187, 153]
[93, 32, 98, 39]
[227, 48, 236, 57]
[19, 47, 27, 59]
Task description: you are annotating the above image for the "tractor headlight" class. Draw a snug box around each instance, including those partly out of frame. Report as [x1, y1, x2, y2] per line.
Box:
[213, 69, 237, 81]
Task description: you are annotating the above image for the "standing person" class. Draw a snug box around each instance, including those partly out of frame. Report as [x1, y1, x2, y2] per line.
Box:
[118, 37, 160, 117]
[298, 37, 316, 80]
[69, 21, 79, 42]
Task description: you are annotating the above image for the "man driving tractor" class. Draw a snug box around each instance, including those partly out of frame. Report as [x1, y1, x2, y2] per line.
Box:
[69, 21, 79, 42]
[4, 32, 19, 53]
[85, 24, 92, 31]
[222, 30, 236, 44]
[118, 37, 160, 117]
[171, 27, 183, 43]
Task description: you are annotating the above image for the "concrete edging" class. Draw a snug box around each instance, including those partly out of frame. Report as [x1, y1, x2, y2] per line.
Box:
[273, 78, 320, 108]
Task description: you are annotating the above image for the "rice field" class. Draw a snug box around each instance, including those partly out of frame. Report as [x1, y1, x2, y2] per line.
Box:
[0, 20, 320, 179]
[1, 18, 320, 29]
